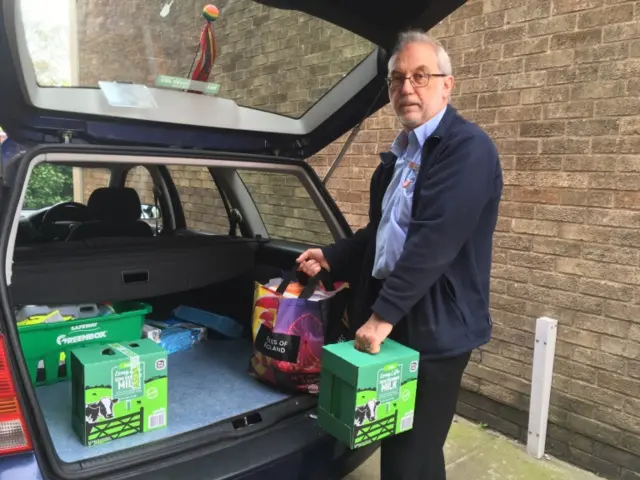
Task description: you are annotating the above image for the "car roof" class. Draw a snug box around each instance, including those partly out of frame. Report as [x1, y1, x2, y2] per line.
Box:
[0, 0, 465, 158]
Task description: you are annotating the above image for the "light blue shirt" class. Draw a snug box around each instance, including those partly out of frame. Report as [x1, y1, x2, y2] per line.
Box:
[372, 106, 448, 279]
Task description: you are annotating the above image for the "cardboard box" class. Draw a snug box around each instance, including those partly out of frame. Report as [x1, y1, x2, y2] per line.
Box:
[71, 339, 168, 446]
[317, 339, 419, 449]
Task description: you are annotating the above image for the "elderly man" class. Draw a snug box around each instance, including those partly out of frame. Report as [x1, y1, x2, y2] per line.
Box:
[298, 31, 502, 479]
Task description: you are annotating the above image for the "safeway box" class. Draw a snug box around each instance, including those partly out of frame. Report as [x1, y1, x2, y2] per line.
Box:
[17, 302, 150, 386]
[71, 339, 168, 447]
[317, 339, 419, 449]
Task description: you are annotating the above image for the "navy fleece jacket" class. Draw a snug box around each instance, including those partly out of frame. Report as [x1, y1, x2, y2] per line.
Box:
[323, 106, 503, 358]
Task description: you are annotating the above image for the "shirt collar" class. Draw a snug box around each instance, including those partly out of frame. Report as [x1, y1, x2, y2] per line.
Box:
[390, 105, 448, 158]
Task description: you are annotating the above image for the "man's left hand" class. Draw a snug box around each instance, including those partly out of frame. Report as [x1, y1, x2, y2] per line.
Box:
[354, 313, 393, 354]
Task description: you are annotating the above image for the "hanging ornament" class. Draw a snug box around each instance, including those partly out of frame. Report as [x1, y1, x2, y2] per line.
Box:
[188, 5, 219, 86]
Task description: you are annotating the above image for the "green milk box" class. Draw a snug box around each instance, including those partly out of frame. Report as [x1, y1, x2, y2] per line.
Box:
[317, 339, 419, 449]
[71, 339, 168, 447]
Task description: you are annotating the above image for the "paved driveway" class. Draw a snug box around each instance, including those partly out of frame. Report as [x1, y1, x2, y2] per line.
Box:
[344, 417, 601, 480]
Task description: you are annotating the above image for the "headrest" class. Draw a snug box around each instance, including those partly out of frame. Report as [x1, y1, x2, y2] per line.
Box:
[87, 187, 142, 223]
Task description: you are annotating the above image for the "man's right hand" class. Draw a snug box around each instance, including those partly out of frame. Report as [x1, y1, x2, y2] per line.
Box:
[296, 248, 330, 277]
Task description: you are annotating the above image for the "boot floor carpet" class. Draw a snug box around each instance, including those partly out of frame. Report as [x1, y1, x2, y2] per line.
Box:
[36, 339, 291, 463]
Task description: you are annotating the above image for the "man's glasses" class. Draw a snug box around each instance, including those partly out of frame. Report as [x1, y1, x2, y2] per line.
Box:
[386, 72, 447, 91]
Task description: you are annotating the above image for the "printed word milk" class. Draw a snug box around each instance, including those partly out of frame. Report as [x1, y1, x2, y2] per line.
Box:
[71, 339, 168, 446]
[317, 339, 419, 449]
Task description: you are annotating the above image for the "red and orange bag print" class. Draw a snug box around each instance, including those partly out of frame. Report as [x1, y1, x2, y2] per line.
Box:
[248, 267, 350, 394]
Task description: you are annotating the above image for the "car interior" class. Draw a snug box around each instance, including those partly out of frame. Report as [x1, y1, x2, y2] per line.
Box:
[11, 158, 337, 463]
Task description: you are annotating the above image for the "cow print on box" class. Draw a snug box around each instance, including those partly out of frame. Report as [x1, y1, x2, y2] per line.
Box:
[354, 399, 380, 427]
[86, 397, 119, 424]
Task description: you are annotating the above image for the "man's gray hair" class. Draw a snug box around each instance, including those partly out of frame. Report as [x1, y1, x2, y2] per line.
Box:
[387, 31, 453, 76]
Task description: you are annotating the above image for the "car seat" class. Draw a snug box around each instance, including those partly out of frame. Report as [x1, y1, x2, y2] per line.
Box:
[66, 187, 153, 241]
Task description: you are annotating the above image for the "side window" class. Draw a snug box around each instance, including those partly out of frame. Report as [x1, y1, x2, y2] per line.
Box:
[124, 166, 163, 230]
[23, 164, 111, 212]
[19, 164, 111, 245]
[237, 171, 334, 245]
[167, 166, 229, 235]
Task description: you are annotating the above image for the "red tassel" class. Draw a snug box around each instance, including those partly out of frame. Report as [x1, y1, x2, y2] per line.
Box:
[191, 23, 216, 83]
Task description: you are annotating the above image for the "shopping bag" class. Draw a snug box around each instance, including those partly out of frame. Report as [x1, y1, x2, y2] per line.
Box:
[248, 266, 350, 394]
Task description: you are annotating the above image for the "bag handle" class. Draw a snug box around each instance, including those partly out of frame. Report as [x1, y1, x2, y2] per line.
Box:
[275, 264, 299, 296]
[276, 264, 334, 300]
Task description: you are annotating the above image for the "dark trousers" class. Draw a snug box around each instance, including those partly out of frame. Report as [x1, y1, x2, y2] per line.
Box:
[380, 351, 471, 480]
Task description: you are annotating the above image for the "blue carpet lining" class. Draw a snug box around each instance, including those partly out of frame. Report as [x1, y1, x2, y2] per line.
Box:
[36, 339, 291, 463]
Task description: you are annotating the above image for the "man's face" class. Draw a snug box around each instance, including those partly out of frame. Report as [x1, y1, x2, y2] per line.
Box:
[388, 42, 454, 131]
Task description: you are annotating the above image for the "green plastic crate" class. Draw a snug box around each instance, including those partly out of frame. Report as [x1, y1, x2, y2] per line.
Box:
[17, 302, 151, 386]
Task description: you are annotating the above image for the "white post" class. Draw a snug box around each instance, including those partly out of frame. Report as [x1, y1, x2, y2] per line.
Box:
[527, 316, 558, 458]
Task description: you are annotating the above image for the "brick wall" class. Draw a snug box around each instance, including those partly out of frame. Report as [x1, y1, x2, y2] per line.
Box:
[81, 168, 109, 201]
[237, 171, 334, 244]
[76, 1, 640, 477]
[431, 1, 640, 477]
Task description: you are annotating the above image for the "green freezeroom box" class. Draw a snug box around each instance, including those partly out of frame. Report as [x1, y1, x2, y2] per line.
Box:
[317, 339, 419, 449]
[71, 339, 168, 447]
